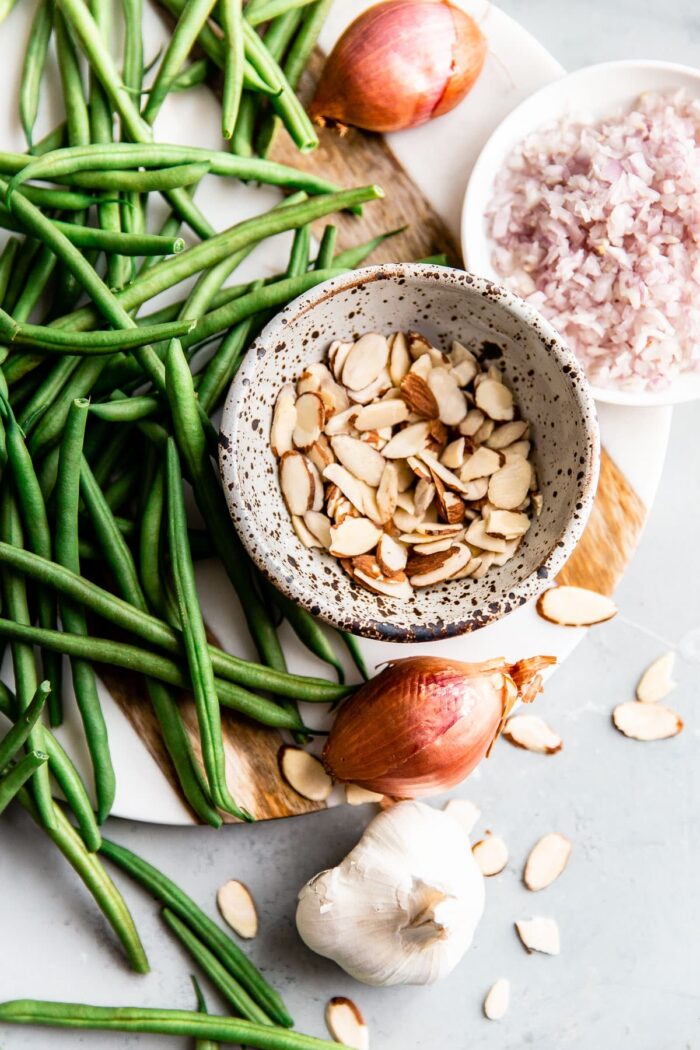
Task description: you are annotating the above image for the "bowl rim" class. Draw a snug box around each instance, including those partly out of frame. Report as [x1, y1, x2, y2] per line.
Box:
[461, 57, 700, 408]
[219, 262, 601, 641]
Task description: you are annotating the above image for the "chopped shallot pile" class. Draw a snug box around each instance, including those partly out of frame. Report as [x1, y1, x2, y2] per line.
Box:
[487, 90, 700, 391]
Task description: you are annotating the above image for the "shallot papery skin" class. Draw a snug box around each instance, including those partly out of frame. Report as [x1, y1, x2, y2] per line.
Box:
[308, 0, 487, 133]
[487, 90, 700, 391]
[323, 656, 554, 797]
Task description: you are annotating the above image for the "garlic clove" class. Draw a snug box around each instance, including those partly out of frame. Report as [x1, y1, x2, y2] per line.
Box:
[325, 998, 369, 1050]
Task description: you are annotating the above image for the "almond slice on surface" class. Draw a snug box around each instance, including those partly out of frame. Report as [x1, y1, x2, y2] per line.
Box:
[346, 784, 384, 806]
[323, 464, 368, 517]
[475, 378, 514, 421]
[487, 457, 531, 509]
[292, 391, 324, 450]
[408, 330, 435, 359]
[465, 518, 508, 554]
[440, 437, 466, 470]
[413, 478, 435, 517]
[270, 384, 297, 457]
[376, 533, 407, 576]
[328, 339, 353, 381]
[515, 916, 560, 955]
[324, 405, 359, 437]
[443, 798, 481, 835]
[485, 509, 531, 538]
[382, 421, 430, 459]
[307, 436, 335, 474]
[408, 544, 471, 587]
[354, 399, 409, 431]
[524, 833, 572, 891]
[439, 490, 466, 525]
[486, 420, 529, 449]
[330, 435, 386, 487]
[502, 715, 562, 754]
[278, 746, 332, 802]
[399, 372, 439, 418]
[413, 536, 458, 555]
[217, 880, 258, 939]
[461, 477, 489, 501]
[347, 368, 392, 405]
[389, 331, 411, 385]
[354, 568, 413, 600]
[451, 357, 478, 387]
[393, 459, 415, 492]
[409, 352, 433, 379]
[419, 450, 466, 493]
[279, 451, 315, 516]
[483, 979, 510, 1021]
[612, 701, 683, 741]
[537, 586, 618, 627]
[636, 652, 676, 703]
[376, 462, 399, 524]
[459, 408, 485, 437]
[341, 332, 390, 391]
[504, 440, 531, 462]
[303, 510, 332, 548]
[472, 834, 508, 876]
[460, 446, 502, 483]
[427, 367, 467, 425]
[292, 514, 322, 548]
[329, 517, 382, 558]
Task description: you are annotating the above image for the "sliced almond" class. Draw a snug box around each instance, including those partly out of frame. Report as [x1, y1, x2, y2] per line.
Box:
[347, 368, 392, 405]
[502, 715, 563, 754]
[451, 357, 478, 387]
[465, 518, 508, 553]
[461, 477, 489, 501]
[515, 916, 560, 955]
[536, 586, 618, 627]
[612, 701, 683, 741]
[505, 440, 531, 462]
[488, 457, 532, 510]
[345, 784, 384, 806]
[473, 417, 495, 444]
[459, 408, 485, 437]
[354, 568, 413, 600]
[376, 533, 407, 576]
[460, 446, 502, 483]
[389, 331, 411, 385]
[354, 399, 408, 431]
[472, 833, 508, 876]
[292, 391, 324, 450]
[440, 437, 466, 470]
[376, 462, 398, 524]
[278, 746, 332, 801]
[486, 420, 529, 450]
[483, 979, 510, 1021]
[324, 405, 359, 437]
[636, 652, 676, 704]
[409, 352, 433, 380]
[328, 339, 353, 382]
[351, 554, 383, 579]
[485, 509, 531, 538]
[413, 536, 458, 555]
[393, 507, 424, 533]
[270, 384, 297, 457]
[426, 418, 449, 454]
[394, 459, 415, 492]
[303, 510, 332, 548]
[329, 517, 382, 558]
[490, 537, 522, 566]
[292, 514, 322, 548]
[419, 450, 467, 494]
[440, 490, 466, 525]
[451, 339, 477, 365]
[443, 798, 481, 835]
[399, 372, 438, 418]
[405, 546, 455, 578]
[532, 491, 543, 517]
[475, 378, 514, 421]
[427, 367, 467, 425]
[217, 880, 258, 939]
[382, 421, 430, 459]
[342, 332, 389, 391]
[413, 478, 435, 517]
[470, 553, 494, 579]
[524, 833, 572, 891]
[307, 434, 336, 475]
[330, 435, 385, 487]
[409, 543, 471, 587]
[323, 464, 369, 517]
[279, 451, 315, 516]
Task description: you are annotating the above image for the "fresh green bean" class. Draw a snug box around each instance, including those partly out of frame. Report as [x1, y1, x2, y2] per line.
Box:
[2, 237, 41, 314]
[121, 0, 144, 98]
[89, 394, 160, 422]
[0, 0, 20, 22]
[165, 429, 247, 820]
[333, 226, 406, 268]
[246, 0, 316, 25]
[8, 245, 57, 328]
[144, 0, 218, 124]
[0, 238, 20, 304]
[31, 122, 68, 156]
[196, 307, 259, 414]
[314, 224, 337, 270]
[17, 356, 80, 433]
[220, 0, 245, 138]
[56, 399, 115, 824]
[191, 976, 219, 1050]
[231, 92, 258, 157]
[0, 490, 55, 829]
[339, 631, 369, 681]
[0, 311, 195, 354]
[28, 357, 108, 456]
[265, 583, 344, 682]
[242, 19, 317, 152]
[169, 57, 211, 91]
[17, 795, 149, 972]
[0, 681, 49, 771]
[99, 838, 294, 1027]
[286, 224, 310, 276]
[55, 8, 91, 146]
[417, 253, 449, 265]
[245, 3, 304, 155]
[19, 0, 54, 148]
[16, 184, 110, 211]
[0, 750, 49, 813]
[0, 202, 188, 256]
[163, 908, 272, 1025]
[0, 681, 101, 851]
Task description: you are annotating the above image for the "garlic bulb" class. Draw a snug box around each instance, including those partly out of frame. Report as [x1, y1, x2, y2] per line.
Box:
[295, 801, 485, 986]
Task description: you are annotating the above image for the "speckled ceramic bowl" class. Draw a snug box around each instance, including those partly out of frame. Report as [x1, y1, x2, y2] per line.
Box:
[219, 264, 600, 641]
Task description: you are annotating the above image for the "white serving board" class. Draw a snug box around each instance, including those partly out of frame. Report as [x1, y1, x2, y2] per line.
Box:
[0, 1, 671, 824]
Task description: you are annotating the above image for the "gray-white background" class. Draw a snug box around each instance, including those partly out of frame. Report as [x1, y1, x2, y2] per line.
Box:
[2, 1, 699, 1046]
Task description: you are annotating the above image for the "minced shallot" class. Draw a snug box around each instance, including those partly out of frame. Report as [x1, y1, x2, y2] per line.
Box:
[486, 90, 700, 391]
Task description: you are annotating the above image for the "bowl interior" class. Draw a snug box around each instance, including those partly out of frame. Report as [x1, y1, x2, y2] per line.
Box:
[461, 59, 700, 407]
[220, 265, 598, 641]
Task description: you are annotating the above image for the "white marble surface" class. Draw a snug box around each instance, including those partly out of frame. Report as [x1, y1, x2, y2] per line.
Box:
[1, 1, 699, 1047]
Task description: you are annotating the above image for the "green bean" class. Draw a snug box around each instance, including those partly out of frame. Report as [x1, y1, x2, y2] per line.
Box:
[0, 1002, 348, 1047]
[2, 237, 41, 314]
[102, 462, 139, 515]
[245, 3, 304, 155]
[0, 202, 188, 256]
[417, 253, 448, 265]
[339, 631, 369, 681]
[333, 226, 406, 268]
[16, 184, 110, 211]
[0, 238, 20, 304]
[89, 394, 160, 422]
[246, 0, 316, 25]
[99, 838, 294, 1027]
[0, 681, 49, 771]
[121, 0, 144, 97]
[242, 19, 317, 152]
[80, 458, 142, 601]
[0, 0, 20, 22]
[196, 307, 259, 414]
[314, 224, 337, 270]
[0, 398, 62, 722]
[0, 311, 196, 354]
[0, 542, 350, 702]
[163, 908, 272, 1025]
[56, 399, 115, 823]
[286, 224, 310, 276]
[165, 429, 247, 820]
[0, 681, 101, 851]
[19, 0, 54, 149]
[17, 356, 80, 433]
[55, 9, 91, 146]
[144, 0, 218, 124]
[17, 795, 149, 972]
[169, 57, 211, 91]
[265, 583, 344, 682]
[28, 357, 108, 456]
[191, 976, 219, 1050]
[8, 244, 57, 326]
[221, 0, 245, 138]
[231, 92, 258, 157]
[0, 490, 55, 829]
[31, 122, 68, 156]
[0, 750, 49, 813]
[138, 198, 188, 277]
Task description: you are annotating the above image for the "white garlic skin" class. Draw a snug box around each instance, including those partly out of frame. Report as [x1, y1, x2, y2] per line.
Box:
[295, 801, 485, 986]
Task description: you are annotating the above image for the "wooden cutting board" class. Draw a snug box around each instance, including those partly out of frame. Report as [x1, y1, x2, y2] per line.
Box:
[104, 29, 647, 823]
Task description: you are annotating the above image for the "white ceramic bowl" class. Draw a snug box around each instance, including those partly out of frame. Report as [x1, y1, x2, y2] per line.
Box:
[462, 59, 700, 408]
[219, 264, 599, 642]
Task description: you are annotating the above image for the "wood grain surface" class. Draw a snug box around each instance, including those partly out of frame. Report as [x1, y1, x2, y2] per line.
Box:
[109, 21, 650, 821]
